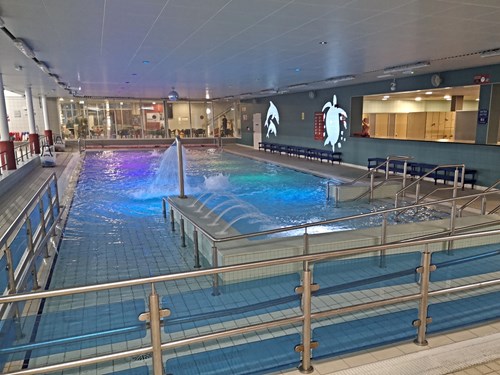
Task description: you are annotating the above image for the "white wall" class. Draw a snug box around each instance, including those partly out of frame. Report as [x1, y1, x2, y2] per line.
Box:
[5, 96, 59, 134]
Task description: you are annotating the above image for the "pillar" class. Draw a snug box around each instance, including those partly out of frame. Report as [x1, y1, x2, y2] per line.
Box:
[0, 73, 16, 170]
[41, 95, 53, 145]
[25, 86, 40, 154]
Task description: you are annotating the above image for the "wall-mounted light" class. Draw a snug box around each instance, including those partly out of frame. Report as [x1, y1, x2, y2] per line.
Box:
[13, 38, 36, 59]
[390, 80, 397, 91]
[384, 61, 430, 74]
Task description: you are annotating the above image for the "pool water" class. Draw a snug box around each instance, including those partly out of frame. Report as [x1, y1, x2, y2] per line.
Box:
[104, 147, 444, 235]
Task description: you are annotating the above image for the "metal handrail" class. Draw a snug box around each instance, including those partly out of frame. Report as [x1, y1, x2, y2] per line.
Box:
[458, 179, 500, 217]
[0, 173, 58, 245]
[395, 163, 465, 208]
[344, 155, 412, 186]
[165, 189, 500, 245]
[1, 228, 500, 375]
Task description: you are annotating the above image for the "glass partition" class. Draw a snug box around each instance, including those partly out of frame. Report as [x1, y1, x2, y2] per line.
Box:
[58, 98, 241, 140]
[361, 86, 480, 143]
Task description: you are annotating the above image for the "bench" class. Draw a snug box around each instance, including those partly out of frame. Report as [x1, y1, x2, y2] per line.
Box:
[259, 142, 342, 164]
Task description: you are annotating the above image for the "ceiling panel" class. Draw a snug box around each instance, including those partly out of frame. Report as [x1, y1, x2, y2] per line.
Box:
[1, 0, 500, 99]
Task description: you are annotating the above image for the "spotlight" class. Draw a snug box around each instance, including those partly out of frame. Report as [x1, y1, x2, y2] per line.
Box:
[167, 87, 179, 101]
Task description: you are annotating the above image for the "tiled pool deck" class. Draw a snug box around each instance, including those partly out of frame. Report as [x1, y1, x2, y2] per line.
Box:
[0, 145, 499, 375]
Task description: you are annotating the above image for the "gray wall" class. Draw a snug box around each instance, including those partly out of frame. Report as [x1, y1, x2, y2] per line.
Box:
[237, 63, 500, 187]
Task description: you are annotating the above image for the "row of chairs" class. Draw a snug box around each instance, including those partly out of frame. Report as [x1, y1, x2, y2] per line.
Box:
[259, 142, 342, 164]
[367, 157, 477, 188]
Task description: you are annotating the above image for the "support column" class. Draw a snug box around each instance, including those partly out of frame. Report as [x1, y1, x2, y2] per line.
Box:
[25, 86, 40, 154]
[0, 73, 16, 170]
[41, 95, 53, 145]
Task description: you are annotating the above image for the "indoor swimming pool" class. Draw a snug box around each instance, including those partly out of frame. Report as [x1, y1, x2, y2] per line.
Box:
[1, 147, 498, 375]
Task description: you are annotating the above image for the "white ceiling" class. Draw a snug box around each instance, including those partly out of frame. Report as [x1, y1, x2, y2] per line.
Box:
[1, 0, 500, 100]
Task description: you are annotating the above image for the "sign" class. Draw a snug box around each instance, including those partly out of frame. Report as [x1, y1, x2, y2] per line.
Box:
[478, 109, 488, 125]
[314, 112, 324, 140]
[473, 74, 490, 84]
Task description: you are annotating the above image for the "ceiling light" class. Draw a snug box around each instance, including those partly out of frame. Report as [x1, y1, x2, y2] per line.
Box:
[377, 74, 393, 79]
[287, 83, 308, 89]
[383, 95, 390, 99]
[13, 38, 36, 59]
[326, 75, 355, 83]
[142, 60, 150, 64]
[382, 97, 388, 101]
[480, 48, 500, 58]
[415, 97, 422, 101]
[425, 91, 433, 95]
[168, 87, 179, 101]
[319, 41, 327, 45]
[259, 88, 277, 94]
[79, 100, 85, 104]
[295, 67, 301, 72]
[383, 61, 430, 74]
[444, 95, 451, 100]
[37, 61, 50, 74]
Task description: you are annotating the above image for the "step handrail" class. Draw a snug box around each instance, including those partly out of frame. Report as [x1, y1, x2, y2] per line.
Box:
[394, 164, 465, 208]
[345, 155, 413, 186]
[458, 179, 500, 217]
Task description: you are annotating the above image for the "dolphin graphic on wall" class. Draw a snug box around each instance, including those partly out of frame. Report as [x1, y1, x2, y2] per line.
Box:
[264, 101, 279, 138]
[322, 95, 347, 151]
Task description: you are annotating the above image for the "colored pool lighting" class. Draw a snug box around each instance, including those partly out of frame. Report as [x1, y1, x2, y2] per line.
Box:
[142, 60, 150, 64]
[295, 67, 301, 72]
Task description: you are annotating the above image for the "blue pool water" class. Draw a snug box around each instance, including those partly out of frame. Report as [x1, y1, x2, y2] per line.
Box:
[73, 148, 445, 238]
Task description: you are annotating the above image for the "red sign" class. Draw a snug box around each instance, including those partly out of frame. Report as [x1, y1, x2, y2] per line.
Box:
[473, 74, 490, 84]
[314, 112, 324, 141]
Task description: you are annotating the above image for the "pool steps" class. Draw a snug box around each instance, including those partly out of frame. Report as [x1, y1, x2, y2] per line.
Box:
[169, 196, 500, 284]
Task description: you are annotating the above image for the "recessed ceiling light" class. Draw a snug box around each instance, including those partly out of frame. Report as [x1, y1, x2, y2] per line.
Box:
[319, 41, 327, 45]
[475, 98, 480, 101]
[383, 95, 390, 99]
[415, 97, 422, 101]
[425, 91, 433, 95]
[444, 95, 451, 100]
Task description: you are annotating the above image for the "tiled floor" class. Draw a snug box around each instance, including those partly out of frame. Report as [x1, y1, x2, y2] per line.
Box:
[1, 145, 499, 374]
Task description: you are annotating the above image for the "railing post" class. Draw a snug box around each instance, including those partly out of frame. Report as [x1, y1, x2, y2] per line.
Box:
[415, 181, 421, 205]
[139, 284, 166, 375]
[180, 217, 186, 247]
[303, 228, 309, 256]
[47, 186, 56, 237]
[298, 262, 314, 374]
[193, 228, 201, 268]
[5, 245, 17, 295]
[481, 195, 487, 215]
[447, 168, 459, 254]
[38, 195, 49, 258]
[170, 208, 175, 232]
[379, 213, 387, 268]
[162, 199, 167, 219]
[414, 245, 433, 346]
[211, 243, 220, 296]
[370, 172, 374, 201]
[26, 215, 40, 290]
[402, 161, 408, 196]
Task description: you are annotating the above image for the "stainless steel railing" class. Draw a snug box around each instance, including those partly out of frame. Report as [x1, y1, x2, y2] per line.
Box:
[394, 164, 465, 208]
[458, 179, 500, 217]
[328, 155, 412, 202]
[1, 228, 500, 375]
[0, 173, 62, 319]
